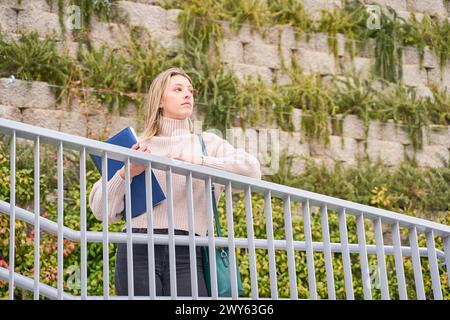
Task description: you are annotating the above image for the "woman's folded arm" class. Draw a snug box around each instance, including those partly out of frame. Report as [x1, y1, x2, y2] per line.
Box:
[88, 171, 130, 224]
[201, 133, 262, 180]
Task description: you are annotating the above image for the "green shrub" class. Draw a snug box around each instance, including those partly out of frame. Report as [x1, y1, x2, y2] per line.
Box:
[0, 138, 448, 299]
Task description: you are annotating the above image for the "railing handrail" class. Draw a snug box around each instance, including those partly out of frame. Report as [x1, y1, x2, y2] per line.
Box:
[1, 199, 445, 260]
[1, 117, 449, 237]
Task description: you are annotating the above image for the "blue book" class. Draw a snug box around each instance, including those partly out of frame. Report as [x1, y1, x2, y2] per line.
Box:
[90, 127, 165, 219]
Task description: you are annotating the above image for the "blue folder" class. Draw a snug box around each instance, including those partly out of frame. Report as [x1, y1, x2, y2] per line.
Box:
[90, 127, 166, 219]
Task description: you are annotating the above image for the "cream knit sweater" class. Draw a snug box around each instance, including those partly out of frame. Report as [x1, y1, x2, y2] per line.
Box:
[88, 116, 262, 236]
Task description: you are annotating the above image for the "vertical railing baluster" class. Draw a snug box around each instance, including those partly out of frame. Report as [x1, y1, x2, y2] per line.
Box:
[264, 190, 278, 300]
[205, 176, 218, 299]
[356, 213, 371, 300]
[409, 226, 425, 300]
[374, 218, 390, 300]
[445, 236, 450, 289]
[101, 152, 109, 299]
[226, 181, 238, 300]
[57, 141, 64, 300]
[166, 167, 177, 299]
[391, 222, 407, 300]
[8, 131, 16, 300]
[80, 147, 87, 300]
[186, 172, 198, 299]
[245, 186, 258, 299]
[338, 208, 354, 300]
[303, 200, 317, 299]
[145, 163, 156, 299]
[425, 231, 443, 300]
[124, 158, 134, 299]
[283, 195, 298, 300]
[33, 136, 40, 300]
[320, 204, 335, 300]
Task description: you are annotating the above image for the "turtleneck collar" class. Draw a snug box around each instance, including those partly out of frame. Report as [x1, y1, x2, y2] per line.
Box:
[158, 115, 191, 136]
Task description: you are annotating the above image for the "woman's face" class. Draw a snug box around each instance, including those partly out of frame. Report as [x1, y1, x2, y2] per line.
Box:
[161, 75, 194, 120]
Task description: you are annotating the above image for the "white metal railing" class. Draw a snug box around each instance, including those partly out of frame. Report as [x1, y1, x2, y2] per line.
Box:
[0, 117, 449, 300]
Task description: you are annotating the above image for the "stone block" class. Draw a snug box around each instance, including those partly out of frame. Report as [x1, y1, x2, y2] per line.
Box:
[17, 9, 61, 37]
[219, 39, 244, 64]
[413, 0, 447, 17]
[415, 84, 434, 98]
[427, 126, 450, 148]
[296, 48, 336, 75]
[266, 25, 297, 49]
[105, 115, 138, 138]
[290, 158, 307, 175]
[365, 139, 405, 165]
[302, 32, 328, 52]
[0, 78, 56, 109]
[423, 47, 439, 69]
[311, 156, 336, 170]
[367, 120, 405, 142]
[59, 111, 87, 137]
[342, 56, 372, 78]
[273, 69, 292, 85]
[0, 104, 22, 121]
[243, 42, 281, 69]
[405, 144, 449, 168]
[2, 0, 51, 11]
[0, 6, 17, 33]
[402, 64, 428, 87]
[90, 21, 130, 49]
[342, 115, 366, 140]
[86, 113, 108, 140]
[364, 0, 407, 11]
[402, 46, 420, 65]
[299, 32, 344, 56]
[427, 66, 450, 91]
[22, 108, 61, 131]
[227, 63, 273, 83]
[166, 8, 181, 30]
[280, 131, 310, 157]
[302, 0, 342, 19]
[234, 24, 265, 44]
[292, 108, 302, 132]
[151, 29, 183, 51]
[118, 1, 167, 34]
[310, 135, 362, 164]
[379, 120, 412, 145]
[399, 10, 424, 21]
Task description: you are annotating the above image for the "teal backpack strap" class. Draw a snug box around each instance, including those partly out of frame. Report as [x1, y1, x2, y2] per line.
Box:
[197, 134, 222, 238]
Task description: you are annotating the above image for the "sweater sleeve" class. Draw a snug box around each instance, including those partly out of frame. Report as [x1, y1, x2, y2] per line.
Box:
[88, 171, 131, 224]
[201, 133, 262, 179]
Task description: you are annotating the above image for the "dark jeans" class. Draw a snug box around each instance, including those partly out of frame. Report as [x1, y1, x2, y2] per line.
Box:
[115, 228, 209, 297]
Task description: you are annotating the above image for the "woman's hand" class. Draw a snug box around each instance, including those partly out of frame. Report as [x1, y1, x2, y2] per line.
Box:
[118, 143, 151, 179]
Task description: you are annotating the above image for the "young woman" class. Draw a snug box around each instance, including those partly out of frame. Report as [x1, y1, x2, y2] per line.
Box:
[89, 67, 261, 297]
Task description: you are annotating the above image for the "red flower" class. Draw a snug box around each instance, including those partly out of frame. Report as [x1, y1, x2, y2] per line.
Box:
[0, 259, 9, 269]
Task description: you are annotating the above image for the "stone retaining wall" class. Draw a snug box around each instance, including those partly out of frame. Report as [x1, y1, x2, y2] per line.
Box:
[1, 0, 450, 174]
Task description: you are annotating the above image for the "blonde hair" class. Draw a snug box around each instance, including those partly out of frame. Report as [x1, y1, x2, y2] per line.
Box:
[139, 67, 193, 142]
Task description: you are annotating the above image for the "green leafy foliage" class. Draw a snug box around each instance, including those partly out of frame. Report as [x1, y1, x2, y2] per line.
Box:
[279, 65, 336, 143]
[1, 139, 448, 299]
[269, 152, 450, 217]
[0, 31, 72, 101]
[0, 138, 124, 299]
[216, 191, 449, 299]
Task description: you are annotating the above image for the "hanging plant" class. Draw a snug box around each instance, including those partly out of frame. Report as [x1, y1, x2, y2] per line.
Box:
[181, 40, 239, 132]
[316, 0, 369, 61]
[278, 63, 336, 144]
[371, 8, 405, 83]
